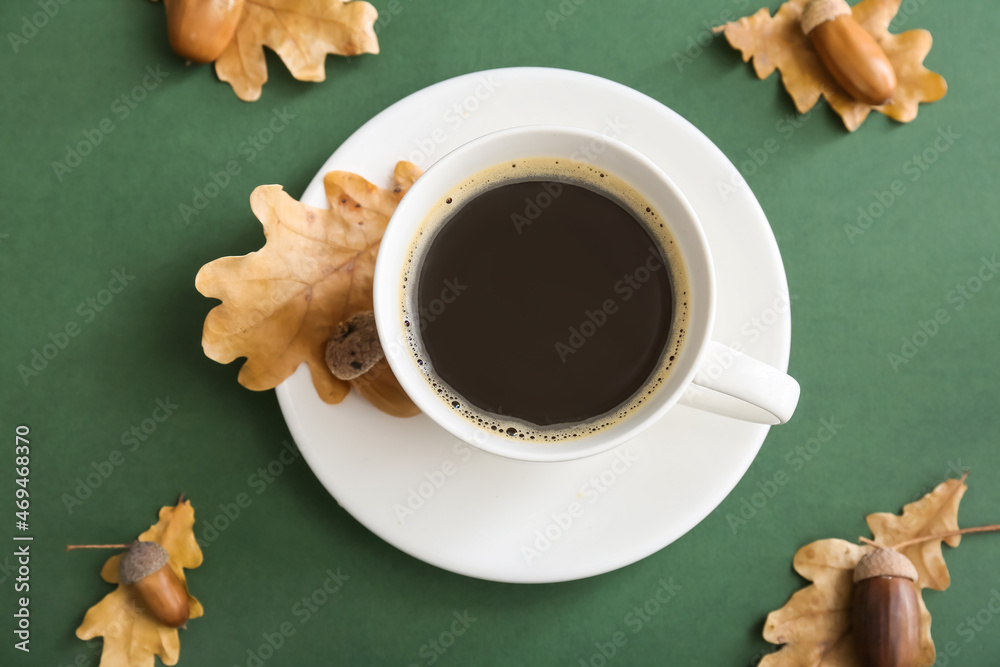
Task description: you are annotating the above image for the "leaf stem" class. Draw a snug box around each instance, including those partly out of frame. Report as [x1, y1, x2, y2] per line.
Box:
[892, 524, 1000, 550]
[859, 523, 1000, 550]
[66, 543, 132, 551]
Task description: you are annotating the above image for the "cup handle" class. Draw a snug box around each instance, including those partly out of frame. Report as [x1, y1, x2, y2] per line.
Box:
[681, 341, 800, 425]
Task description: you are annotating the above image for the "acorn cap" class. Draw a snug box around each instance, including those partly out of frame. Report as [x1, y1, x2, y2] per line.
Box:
[326, 311, 384, 381]
[853, 548, 919, 583]
[119, 541, 169, 585]
[801, 0, 851, 35]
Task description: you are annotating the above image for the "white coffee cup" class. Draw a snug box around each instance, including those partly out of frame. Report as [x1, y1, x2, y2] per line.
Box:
[373, 125, 799, 462]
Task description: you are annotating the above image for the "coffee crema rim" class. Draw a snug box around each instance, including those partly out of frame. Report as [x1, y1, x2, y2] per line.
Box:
[399, 156, 690, 442]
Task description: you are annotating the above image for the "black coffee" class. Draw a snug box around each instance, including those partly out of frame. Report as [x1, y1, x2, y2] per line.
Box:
[413, 171, 678, 432]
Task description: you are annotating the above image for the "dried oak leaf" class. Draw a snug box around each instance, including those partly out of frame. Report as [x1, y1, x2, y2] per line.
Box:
[76, 500, 204, 667]
[713, 0, 947, 131]
[866, 474, 966, 591]
[760, 475, 968, 666]
[151, 0, 379, 102]
[196, 162, 421, 412]
[215, 0, 380, 102]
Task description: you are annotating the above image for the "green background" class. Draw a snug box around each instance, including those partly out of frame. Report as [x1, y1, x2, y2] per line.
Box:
[2, 0, 998, 665]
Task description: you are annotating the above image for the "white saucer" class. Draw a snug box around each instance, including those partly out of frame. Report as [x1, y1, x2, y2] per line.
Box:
[276, 68, 792, 583]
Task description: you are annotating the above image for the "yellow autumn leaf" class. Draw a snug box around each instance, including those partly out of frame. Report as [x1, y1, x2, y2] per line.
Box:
[760, 476, 968, 666]
[76, 500, 204, 667]
[713, 0, 947, 131]
[196, 161, 421, 411]
[150, 0, 379, 101]
[866, 475, 966, 591]
[215, 0, 379, 101]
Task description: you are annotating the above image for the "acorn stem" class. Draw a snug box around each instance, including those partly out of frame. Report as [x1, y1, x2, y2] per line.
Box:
[66, 543, 133, 551]
[859, 522, 1000, 550]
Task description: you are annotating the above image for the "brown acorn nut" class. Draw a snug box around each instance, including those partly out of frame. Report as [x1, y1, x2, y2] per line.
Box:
[852, 548, 920, 667]
[326, 311, 420, 418]
[801, 0, 897, 105]
[119, 541, 191, 628]
[164, 0, 245, 64]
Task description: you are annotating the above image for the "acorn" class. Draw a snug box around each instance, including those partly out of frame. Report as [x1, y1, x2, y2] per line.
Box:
[801, 0, 897, 105]
[119, 541, 191, 628]
[326, 311, 419, 418]
[164, 0, 245, 64]
[852, 548, 920, 667]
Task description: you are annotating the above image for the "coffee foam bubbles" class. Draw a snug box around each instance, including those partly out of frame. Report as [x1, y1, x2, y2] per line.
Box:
[399, 156, 690, 442]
